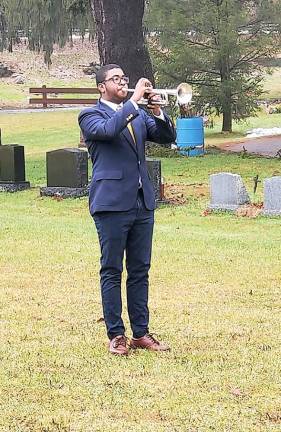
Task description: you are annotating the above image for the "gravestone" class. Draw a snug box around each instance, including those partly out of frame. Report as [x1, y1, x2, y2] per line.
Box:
[40, 148, 88, 198]
[0, 145, 30, 192]
[262, 176, 281, 216]
[209, 172, 250, 211]
[146, 158, 165, 203]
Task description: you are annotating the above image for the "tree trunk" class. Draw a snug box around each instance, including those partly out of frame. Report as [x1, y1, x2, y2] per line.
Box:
[8, 37, 13, 53]
[69, 28, 73, 48]
[90, 0, 154, 86]
[222, 103, 232, 132]
[220, 56, 232, 132]
[0, 8, 6, 51]
[221, 79, 232, 132]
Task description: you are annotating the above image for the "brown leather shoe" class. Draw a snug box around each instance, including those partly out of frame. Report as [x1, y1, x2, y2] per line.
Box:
[130, 333, 170, 352]
[109, 335, 129, 356]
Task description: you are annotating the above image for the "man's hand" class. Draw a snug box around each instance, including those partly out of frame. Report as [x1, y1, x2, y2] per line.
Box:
[130, 78, 153, 104]
[147, 94, 162, 116]
[130, 78, 163, 116]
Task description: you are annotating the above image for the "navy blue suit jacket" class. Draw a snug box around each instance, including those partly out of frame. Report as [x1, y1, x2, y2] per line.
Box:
[78, 100, 176, 214]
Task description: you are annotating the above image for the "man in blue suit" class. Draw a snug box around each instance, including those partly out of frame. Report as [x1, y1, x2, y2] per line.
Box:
[78, 64, 176, 355]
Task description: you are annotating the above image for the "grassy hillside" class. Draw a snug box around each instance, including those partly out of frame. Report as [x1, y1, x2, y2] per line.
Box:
[1, 41, 281, 108]
[0, 40, 98, 109]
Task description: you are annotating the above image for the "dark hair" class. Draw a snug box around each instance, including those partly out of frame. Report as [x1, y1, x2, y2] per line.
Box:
[95, 64, 122, 85]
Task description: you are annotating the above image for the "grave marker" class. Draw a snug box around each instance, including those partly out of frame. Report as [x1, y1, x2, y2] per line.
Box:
[209, 172, 250, 211]
[262, 176, 281, 216]
[40, 148, 88, 198]
[0, 145, 30, 192]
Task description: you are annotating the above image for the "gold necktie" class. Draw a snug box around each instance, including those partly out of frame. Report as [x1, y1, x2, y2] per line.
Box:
[127, 122, 136, 145]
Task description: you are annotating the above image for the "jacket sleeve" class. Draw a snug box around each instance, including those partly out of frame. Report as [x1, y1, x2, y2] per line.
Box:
[78, 101, 139, 141]
[142, 109, 176, 144]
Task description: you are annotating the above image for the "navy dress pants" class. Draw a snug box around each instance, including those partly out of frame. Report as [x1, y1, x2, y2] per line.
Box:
[93, 190, 154, 340]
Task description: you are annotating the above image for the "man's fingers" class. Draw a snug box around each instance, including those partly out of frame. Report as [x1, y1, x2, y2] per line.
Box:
[147, 103, 161, 111]
[147, 94, 161, 107]
[147, 91, 157, 98]
[148, 94, 160, 100]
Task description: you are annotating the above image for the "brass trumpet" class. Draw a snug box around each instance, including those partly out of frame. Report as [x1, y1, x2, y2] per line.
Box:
[125, 83, 192, 106]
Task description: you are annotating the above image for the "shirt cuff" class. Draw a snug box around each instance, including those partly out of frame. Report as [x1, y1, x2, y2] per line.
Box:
[153, 110, 165, 121]
[130, 100, 139, 110]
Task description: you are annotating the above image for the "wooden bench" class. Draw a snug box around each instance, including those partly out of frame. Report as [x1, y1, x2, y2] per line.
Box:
[29, 85, 99, 108]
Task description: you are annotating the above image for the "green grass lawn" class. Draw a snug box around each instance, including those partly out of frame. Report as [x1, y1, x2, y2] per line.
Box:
[263, 67, 281, 99]
[0, 111, 281, 431]
[1, 109, 280, 187]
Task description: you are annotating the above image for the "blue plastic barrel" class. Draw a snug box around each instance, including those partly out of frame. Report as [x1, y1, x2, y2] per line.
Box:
[176, 117, 204, 156]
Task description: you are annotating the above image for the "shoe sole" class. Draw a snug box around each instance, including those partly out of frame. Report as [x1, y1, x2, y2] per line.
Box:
[110, 351, 129, 356]
[129, 344, 170, 352]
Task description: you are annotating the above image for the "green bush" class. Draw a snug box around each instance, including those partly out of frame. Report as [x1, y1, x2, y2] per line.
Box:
[145, 143, 181, 158]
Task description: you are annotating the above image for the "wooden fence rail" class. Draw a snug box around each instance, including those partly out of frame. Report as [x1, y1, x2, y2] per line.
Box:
[29, 85, 99, 108]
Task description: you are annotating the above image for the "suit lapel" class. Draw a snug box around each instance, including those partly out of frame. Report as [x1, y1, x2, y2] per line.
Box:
[97, 100, 113, 118]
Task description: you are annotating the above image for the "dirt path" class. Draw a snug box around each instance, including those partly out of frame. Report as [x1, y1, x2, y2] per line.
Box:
[221, 135, 281, 157]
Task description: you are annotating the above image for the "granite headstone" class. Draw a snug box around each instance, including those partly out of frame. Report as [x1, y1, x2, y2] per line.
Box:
[262, 176, 281, 216]
[209, 172, 250, 211]
[0, 145, 30, 192]
[40, 148, 88, 198]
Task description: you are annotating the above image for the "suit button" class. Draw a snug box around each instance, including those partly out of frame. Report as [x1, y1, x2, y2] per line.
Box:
[138, 161, 141, 165]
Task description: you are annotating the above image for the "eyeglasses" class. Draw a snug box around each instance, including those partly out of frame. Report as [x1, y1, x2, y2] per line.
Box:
[103, 75, 129, 85]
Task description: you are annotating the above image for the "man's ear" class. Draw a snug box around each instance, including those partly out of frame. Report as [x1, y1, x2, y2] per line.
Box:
[98, 83, 105, 94]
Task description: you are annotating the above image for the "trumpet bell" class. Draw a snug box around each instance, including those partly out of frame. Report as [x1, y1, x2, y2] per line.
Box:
[176, 83, 192, 105]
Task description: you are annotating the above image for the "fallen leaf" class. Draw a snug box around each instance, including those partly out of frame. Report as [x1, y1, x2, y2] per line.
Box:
[52, 195, 64, 201]
[265, 412, 281, 423]
[201, 209, 212, 217]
